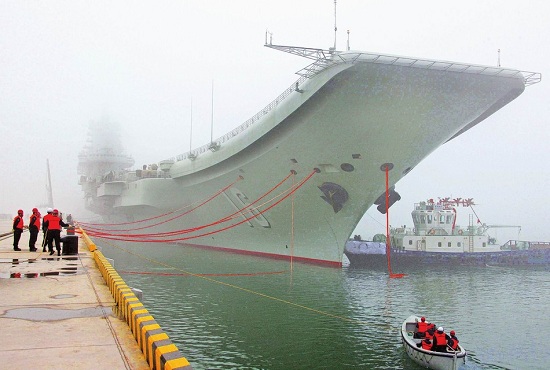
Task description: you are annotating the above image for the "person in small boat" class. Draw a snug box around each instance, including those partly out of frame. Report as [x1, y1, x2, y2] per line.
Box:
[414, 316, 429, 338]
[424, 324, 436, 341]
[447, 330, 459, 351]
[416, 337, 432, 350]
[431, 327, 450, 352]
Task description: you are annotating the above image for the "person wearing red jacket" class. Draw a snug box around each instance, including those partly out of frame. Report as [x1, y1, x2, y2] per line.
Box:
[416, 338, 432, 351]
[28, 208, 41, 252]
[12, 209, 24, 251]
[414, 316, 431, 338]
[431, 327, 450, 352]
[43, 209, 69, 256]
[42, 208, 53, 252]
[448, 330, 460, 351]
[424, 325, 436, 340]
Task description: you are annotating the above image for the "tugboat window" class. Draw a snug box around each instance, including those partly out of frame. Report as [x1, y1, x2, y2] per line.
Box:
[427, 215, 432, 224]
[448, 242, 452, 247]
[438, 242, 442, 248]
[409, 240, 413, 245]
[457, 242, 462, 247]
[483, 242, 487, 248]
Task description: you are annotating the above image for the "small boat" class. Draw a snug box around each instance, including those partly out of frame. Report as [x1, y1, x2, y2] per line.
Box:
[401, 315, 466, 370]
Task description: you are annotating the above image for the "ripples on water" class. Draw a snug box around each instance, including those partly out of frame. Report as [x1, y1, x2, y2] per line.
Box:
[100, 241, 550, 369]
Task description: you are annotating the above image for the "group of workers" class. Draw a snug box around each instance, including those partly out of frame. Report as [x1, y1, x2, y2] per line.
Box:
[12, 208, 71, 256]
[414, 316, 460, 352]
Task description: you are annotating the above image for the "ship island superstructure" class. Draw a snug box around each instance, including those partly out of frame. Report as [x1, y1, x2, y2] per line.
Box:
[78, 43, 541, 266]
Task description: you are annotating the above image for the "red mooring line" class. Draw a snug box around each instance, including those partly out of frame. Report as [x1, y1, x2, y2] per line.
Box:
[118, 270, 288, 277]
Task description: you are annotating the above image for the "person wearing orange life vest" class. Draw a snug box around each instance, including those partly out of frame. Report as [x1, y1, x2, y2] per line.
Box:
[447, 330, 459, 351]
[416, 338, 432, 351]
[43, 209, 69, 256]
[431, 326, 450, 352]
[42, 208, 53, 252]
[424, 324, 436, 341]
[12, 209, 25, 251]
[414, 316, 429, 338]
[28, 208, 41, 252]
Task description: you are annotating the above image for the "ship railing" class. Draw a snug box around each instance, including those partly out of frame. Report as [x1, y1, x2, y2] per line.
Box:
[297, 50, 542, 87]
[501, 240, 550, 251]
[169, 75, 308, 162]
[166, 49, 541, 163]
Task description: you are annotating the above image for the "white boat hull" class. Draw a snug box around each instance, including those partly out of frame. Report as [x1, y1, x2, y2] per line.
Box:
[401, 315, 466, 370]
[81, 50, 530, 266]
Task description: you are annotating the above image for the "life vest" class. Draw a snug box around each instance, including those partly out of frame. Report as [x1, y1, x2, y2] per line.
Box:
[29, 215, 40, 230]
[416, 321, 428, 333]
[449, 337, 459, 350]
[13, 216, 24, 229]
[433, 331, 447, 346]
[421, 339, 432, 350]
[425, 329, 434, 340]
[43, 214, 52, 231]
[47, 216, 63, 231]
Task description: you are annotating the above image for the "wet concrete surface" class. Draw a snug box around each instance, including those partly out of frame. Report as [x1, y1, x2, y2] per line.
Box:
[0, 221, 149, 369]
[0, 256, 84, 279]
[2, 306, 114, 321]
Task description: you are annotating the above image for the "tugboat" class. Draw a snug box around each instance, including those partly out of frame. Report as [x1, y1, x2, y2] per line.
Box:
[345, 198, 550, 268]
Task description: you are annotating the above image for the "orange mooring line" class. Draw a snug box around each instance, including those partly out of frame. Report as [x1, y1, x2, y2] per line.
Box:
[118, 270, 288, 277]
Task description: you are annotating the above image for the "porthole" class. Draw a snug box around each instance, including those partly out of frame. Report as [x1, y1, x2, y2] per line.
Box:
[341, 163, 354, 172]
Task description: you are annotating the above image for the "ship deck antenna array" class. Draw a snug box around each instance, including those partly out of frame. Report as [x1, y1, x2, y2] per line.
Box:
[189, 98, 193, 151]
[347, 29, 350, 51]
[498, 48, 501, 67]
[211, 80, 214, 143]
[208, 80, 220, 152]
[332, 0, 337, 53]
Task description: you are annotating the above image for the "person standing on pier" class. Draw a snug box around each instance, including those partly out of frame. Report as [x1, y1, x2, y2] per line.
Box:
[42, 208, 53, 252]
[12, 209, 24, 251]
[43, 209, 69, 256]
[28, 208, 40, 251]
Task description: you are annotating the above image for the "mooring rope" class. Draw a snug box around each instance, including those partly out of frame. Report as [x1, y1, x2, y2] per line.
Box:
[94, 238, 392, 329]
[78, 176, 244, 230]
[82, 170, 316, 243]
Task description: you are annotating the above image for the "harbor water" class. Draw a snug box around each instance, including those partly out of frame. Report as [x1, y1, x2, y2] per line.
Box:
[98, 240, 550, 369]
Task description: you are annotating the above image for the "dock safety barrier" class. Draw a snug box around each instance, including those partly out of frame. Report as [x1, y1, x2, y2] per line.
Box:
[79, 228, 192, 370]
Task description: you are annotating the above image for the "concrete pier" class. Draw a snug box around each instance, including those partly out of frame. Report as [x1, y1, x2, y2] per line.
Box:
[0, 220, 179, 369]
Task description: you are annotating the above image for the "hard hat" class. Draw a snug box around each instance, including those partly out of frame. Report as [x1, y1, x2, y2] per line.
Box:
[32, 208, 38, 213]
[437, 327, 443, 332]
[421, 316, 426, 322]
[47, 208, 53, 213]
[450, 330, 455, 336]
[53, 209, 59, 213]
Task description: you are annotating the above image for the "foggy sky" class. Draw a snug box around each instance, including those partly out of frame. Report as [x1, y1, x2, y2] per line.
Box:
[1, 1, 548, 243]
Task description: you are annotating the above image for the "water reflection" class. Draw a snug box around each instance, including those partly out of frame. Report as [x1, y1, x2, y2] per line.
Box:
[98, 241, 550, 370]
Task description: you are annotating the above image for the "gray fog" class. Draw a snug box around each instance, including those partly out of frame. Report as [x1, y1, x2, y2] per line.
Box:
[1, 1, 548, 243]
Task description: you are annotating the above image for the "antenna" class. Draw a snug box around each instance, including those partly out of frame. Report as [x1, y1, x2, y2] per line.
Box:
[265, 29, 273, 45]
[333, 0, 337, 51]
[497, 49, 501, 67]
[189, 98, 193, 152]
[347, 29, 350, 51]
[210, 80, 214, 143]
